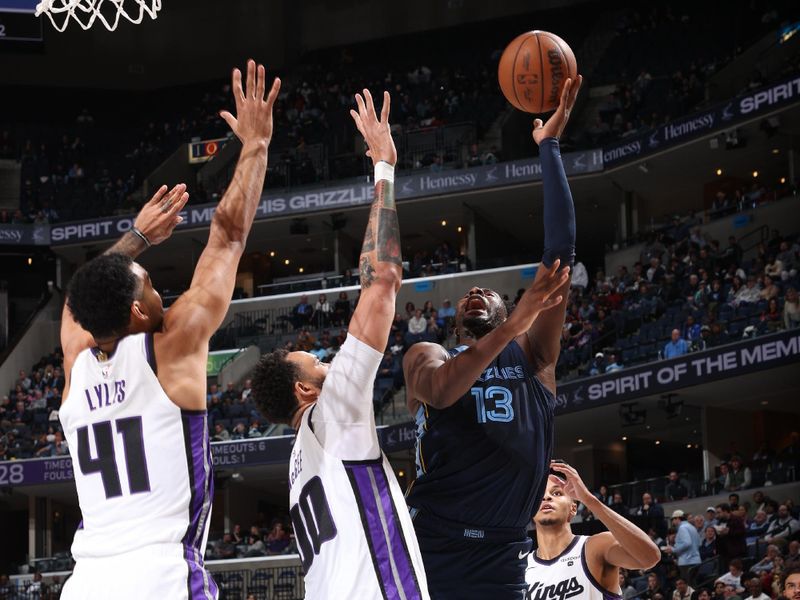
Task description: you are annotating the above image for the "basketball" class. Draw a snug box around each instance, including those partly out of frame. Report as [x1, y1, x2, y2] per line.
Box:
[498, 30, 578, 113]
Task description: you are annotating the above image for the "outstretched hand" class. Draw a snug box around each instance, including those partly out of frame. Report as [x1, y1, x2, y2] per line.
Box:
[220, 59, 281, 146]
[505, 259, 570, 337]
[532, 75, 583, 145]
[350, 89, 397, 166]
[133, 183, 190, 246]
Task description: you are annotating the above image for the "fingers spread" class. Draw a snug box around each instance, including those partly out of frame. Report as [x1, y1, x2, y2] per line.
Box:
[256, 64, 266, 101]
[363, 89, 376, 119]
[560, 78, 571, 106]
[232, 68, 244, 104]
[380, 91, 391, 124]
[219, 110, 237, 130]
[171, 191, 190, 214]
[246, 59, 256, 99]
[265, 77, 281, 110]
[354, 93, 367, 117]
[148, 185, 168, 205]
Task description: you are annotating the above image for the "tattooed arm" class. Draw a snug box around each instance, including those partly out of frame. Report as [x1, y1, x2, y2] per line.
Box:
[346, 89, 401, 352]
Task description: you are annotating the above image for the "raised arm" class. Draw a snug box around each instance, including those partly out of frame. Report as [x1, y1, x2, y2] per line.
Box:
[404, 261, 569, 411]
[523, 76, 582, 393]
[345, 89, 401, 351]
[550, 462, 661, 574]
[60, 184, 189, 365]
[164, 60, 280, 343]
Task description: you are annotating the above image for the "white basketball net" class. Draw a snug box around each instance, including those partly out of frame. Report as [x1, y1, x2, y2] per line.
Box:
[35, 0, 161, 32]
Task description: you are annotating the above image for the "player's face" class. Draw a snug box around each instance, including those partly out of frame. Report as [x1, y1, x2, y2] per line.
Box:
[456, 287, 506, 339]
[131, 263, 164, 332]
[785, 573, 800, 599]
[533, 480, 575, 527]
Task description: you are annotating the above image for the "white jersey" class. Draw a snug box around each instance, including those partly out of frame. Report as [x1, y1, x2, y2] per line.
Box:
[60, 333, 217, 599]
[525, 535, 621, 600]
[288, 335, 429, 599]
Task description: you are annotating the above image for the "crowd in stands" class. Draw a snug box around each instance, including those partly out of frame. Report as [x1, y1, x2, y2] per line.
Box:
[584, 482, 800, 600]
[0, 31, 505, 225]
[583, 1, 797, 148]
[206, 519, 296, 561]
[556, 224, 800, 379]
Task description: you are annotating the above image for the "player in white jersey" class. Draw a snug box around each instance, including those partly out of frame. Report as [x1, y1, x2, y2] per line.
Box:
[525, 462, 660, 600]
[58, 60, 281, 600]
[250, 89, 430, 599]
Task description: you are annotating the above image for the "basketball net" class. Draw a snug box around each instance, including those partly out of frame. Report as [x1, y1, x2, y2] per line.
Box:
[35, 0, 161, 32]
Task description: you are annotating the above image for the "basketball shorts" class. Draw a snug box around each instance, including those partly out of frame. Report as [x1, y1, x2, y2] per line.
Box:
[412, 510, 532, 600]
[61, 543, 218, 600]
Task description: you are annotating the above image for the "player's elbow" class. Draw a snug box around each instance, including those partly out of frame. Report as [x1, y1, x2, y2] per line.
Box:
[639, 542, 662, 569]
[371, 266, 402, 294]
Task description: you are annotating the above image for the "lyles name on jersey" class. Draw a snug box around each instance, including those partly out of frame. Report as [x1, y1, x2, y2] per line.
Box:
[83, 379, 126, 412]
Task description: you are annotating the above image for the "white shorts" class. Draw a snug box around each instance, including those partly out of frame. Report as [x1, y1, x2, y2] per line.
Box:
[61, 543, 218, 600]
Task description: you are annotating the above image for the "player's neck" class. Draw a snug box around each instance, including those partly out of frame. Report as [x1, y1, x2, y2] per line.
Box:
[291, 402, 314, 430]
[535, 526, 574, 560]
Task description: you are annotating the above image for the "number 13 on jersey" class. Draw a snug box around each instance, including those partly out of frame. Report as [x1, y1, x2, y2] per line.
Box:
[472, 386, 514, 423]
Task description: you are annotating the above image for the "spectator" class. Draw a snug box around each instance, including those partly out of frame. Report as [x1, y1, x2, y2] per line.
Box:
[333, 291, 351, 326]
[309, 341, 328, 361]
[265, 520, 290, 554]
[244, 534, 266, 557]
[212, 422, 231, 442]
[751, 544, 781, 574]
[765, 505, 800, 544]
[620, 571, 638, 599]
[716, 504, 747, 567]
[667, 510, 702, 583]
[785, 287, 800, 329]
[715, 559, 745, 594]
[747, 511, 770, 546]
[672, 578, 694, 600]
[439, 298, 456, 321]
[705, 507, 719, 530]
[666, 471, 690, 501]
[610, 492, 629, 516]
[606, 353, 624, 372]
[312, 293, 332, 328]
[636, 492, 666, 536]
[216, 533, 236, 559]
[664, 329, 690, 358]
[643, 572, 666, 599]
[291, 294, 313, 329]
[725, 457, 752, 491]
[406, 308, 427, 341]
[742, 576, 770, 600]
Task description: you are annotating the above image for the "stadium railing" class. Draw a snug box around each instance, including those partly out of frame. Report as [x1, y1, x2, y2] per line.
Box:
[7, 555, 304, 600]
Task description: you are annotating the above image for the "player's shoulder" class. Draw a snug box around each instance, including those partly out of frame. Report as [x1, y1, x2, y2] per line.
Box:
[403, 341, 450, 367]
[584, 531, 615, 557]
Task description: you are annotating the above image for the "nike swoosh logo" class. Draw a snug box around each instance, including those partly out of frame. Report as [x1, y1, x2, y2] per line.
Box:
[518, 550, 531, 560]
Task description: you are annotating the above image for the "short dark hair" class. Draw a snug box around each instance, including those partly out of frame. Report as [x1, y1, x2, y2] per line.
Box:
[67, 253, 139, 339]
[250, 350, 300, 424]
[781, 564, 800, 591]
[717, 503, 731, 513]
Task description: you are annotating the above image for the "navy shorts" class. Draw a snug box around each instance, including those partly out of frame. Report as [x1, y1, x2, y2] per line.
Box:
[412, 511, 532, 600]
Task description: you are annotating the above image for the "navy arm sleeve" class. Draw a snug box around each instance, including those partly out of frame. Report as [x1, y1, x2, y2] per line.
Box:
[539, 137, 576, 268]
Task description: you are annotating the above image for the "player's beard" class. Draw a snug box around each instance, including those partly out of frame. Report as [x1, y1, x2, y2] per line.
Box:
[462, 308, 505, 339]
[536, 516, 562, 527]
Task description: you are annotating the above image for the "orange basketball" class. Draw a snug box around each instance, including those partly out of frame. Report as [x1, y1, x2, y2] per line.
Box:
[498, 30, 578, 114]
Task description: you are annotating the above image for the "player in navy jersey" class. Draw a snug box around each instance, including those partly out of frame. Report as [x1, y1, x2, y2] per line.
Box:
[525, 462, 660, 600]
[403, 76, 583, 600]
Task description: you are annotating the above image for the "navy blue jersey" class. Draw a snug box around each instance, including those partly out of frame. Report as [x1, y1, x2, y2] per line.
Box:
[405, 340, 555, 532]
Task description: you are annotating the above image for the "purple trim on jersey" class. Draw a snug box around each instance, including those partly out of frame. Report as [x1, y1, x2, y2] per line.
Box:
[533, 535, 580, 565]
[580, 538, 622, 600]
[144, 333, 157, 375]
[345, 461, 422, 600]
[77, 520, 83, 530]
[181, 410, 218, 600]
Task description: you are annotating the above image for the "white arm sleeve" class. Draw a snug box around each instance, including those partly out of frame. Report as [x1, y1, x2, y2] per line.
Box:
[310, 334, 383, 460]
